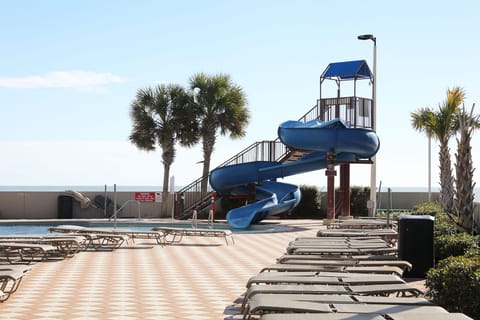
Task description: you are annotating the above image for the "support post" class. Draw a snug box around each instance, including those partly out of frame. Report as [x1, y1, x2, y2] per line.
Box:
[326, 152, 336, 220]
[247, 183, 256, 204]
[210, 191, 216, 222]
[113, 184, 117, 229]
[340, 164, 351, 218]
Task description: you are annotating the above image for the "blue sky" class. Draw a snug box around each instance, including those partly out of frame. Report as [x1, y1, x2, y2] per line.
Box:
[1, 0, 479, 191]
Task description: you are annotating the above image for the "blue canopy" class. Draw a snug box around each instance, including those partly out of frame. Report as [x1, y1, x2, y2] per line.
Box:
[321, 60, 372, 81]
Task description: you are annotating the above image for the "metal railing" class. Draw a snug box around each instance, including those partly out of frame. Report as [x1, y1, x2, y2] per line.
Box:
[174, 140, 290, 219]
[317, 96, 373, 129]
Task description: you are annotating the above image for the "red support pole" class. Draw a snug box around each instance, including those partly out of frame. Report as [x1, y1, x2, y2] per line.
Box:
[210, 192, 215, 222]
[325, 152, 336, 220]
[340, 164, 351, 218]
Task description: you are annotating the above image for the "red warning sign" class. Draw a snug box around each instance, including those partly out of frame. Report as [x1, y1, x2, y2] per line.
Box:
[134, 192, 156, 202]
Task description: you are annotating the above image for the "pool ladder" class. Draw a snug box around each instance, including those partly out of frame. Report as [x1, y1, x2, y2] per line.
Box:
[192, 209, 198, 228]
[110, 200, 142, 228]
[191, 208, 214, 229]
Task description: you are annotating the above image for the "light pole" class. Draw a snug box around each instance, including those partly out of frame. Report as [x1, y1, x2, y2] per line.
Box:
[358, 34, 377, 216]
[428, 136, 431, 202]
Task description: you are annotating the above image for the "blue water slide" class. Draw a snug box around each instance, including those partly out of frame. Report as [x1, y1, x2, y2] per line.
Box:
[209, 118, 380, 229]
[225, 181, 301, 229]
[278, 119, 380, 158]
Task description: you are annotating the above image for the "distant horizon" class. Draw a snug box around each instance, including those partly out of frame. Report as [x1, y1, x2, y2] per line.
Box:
[0, 184, 445, 192]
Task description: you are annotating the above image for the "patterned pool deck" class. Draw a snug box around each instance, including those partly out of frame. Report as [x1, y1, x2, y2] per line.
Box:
[0, 219, 425, 319]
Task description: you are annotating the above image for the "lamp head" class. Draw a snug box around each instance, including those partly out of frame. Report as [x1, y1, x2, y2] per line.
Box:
[357, 34, 376, 42]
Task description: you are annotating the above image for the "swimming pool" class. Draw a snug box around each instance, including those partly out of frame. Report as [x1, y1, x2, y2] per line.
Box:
[0, 219, 293, 235]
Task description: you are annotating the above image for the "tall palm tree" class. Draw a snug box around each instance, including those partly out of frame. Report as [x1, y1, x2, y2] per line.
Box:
[189, 73, 249, 193]
[455, 103, 478, 233]
[129, 84, 198, 216]
[411, 87, 465, 213]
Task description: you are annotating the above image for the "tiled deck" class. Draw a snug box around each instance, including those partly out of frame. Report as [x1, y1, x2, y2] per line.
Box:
[1, 220, 323, 319]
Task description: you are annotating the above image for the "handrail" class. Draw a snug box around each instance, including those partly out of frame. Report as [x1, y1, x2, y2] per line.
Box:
[109, 200, 142, 222]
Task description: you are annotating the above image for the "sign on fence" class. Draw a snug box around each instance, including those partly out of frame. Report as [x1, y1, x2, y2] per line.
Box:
[134, 192, 156, 202]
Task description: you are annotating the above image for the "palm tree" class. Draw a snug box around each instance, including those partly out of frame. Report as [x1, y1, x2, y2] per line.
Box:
[129, 84, 198, 216]
[455, 103, 478, 233]
[189, 73, 249, 193]
[411, 87, 465, 213]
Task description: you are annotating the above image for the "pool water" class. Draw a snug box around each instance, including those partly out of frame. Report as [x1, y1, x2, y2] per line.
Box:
[0, 220, 290, 235]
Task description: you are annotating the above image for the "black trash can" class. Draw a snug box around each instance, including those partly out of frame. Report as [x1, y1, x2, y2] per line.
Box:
[398, 215, 434, 277]
[57, 195, 73, 219]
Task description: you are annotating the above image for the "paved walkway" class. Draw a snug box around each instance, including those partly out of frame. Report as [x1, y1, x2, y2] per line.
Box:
[1, 220, 322, 319]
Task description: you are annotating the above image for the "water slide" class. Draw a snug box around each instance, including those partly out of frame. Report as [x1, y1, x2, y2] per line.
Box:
[209, 118, 380, 229]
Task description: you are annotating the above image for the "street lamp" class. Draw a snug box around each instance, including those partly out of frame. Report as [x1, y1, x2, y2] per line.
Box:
[358, 34, 377, 216]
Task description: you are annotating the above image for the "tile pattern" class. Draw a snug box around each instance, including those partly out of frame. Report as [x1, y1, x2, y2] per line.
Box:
[0, 220, 320, 319]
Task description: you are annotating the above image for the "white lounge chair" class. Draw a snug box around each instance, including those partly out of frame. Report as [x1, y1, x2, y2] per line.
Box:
[0, 265, 31, 302]
[0, 242, 59, 264]
[49, 225, 130, 249]
[151, 226, 234, 245]
[246, 293, 448, 319]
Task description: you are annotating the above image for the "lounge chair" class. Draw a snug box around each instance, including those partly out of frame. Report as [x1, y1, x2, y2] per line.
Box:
[260, 264, 404, 277]
[246, 272, 407, 288]
[326, 219, 396, 229]
[0, 234, 87, 257]
[292, 236, 389, 243]
[0, 242, 60, 264]
[259, 312, 473, 320]
[275, 257, 412, 272]
[285, 237, 397, 256]
[151, 226, 234, 245]
[261, 314, 386, 320]
[286, 243, 394, 254]
[246, 293, 449, 319]
[0, 265, 31, 302]
[0, 265, 32, 274]
[49, 225, 130, 249]
[119, 229, 166, 245]
[0, 269, 26, 302]
[288, 240, 391, 247]
[52, 226, 165, 246]
[288, 238, 391, 245]
[241, 283, 424, 312]
[249, 293, 431, 306]
[290, 246, 398, 256]
[384, 313, 474, 320]
[317, 229, 398, 242]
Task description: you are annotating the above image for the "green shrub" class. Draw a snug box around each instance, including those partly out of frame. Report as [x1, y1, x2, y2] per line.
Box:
[317, 185, 369, 217]
[434, 218, 459, 238]
[375, 209, 412, 218]
[465, 245, 480, 258]
[290, 185, 323, 219]
[425, 255, 480, 319]
[412, 203, 458, 237]
[435, 232, 479, 261]
[412, 201, 444, 216]
[349, 186, 369, 216]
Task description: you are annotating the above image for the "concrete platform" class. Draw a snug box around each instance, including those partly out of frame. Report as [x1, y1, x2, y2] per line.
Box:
[0, 219, 427, 319]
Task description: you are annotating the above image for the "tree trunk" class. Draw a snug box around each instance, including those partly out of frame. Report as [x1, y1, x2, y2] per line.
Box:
[201, 140, 214, 194]
[201, 125, 217, 194]
[161, 162, 170, 217]
[454, 112, 475, 232]
[439, 139, 455, 214]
